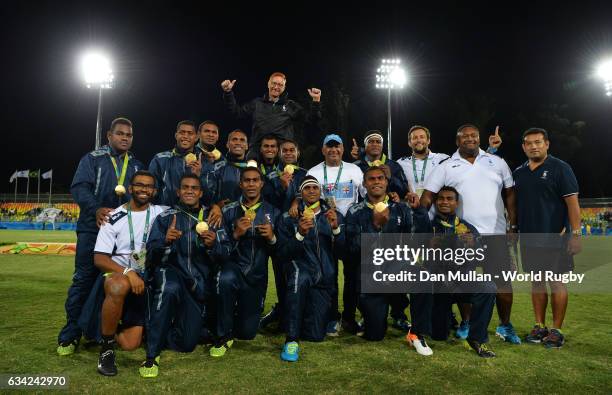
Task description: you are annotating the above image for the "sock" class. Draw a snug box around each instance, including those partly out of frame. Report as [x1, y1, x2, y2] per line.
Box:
[101, 335, 115, 352]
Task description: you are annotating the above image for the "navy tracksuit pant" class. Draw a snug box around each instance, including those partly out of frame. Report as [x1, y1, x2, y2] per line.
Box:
[285, 262, 332, 342]
[216, 263, 267, 340]
[58, 231, 99, 343]
[359, 293, 432, 341]
[146, 266, 208, 359]
[431, 281, 496, 344]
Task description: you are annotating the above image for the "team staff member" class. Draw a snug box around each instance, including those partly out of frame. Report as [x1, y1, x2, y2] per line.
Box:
[418, 186, 497, 358]
[211, 166, 282, 357]
[141, 174, 227, 378]
[149, 120, 203, 207]
[57, 117, 143, 356]
[277, 176, 345, 362]
[221, 72, 322, 157]
[345, 167, 433, 355]
[514, 128, 581, 348]
[78, 171, 166, 375]
[421, 124, 521, 345]
[350, 131, 411, 331]
[306, 134, 364, 335]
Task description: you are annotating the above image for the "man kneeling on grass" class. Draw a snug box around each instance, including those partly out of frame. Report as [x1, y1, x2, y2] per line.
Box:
[276, 176, 345, 361]
[79, 170, 166, 376]
[141, 174, 228, 378]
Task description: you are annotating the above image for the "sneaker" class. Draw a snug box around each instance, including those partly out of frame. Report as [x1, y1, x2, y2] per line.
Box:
[495, 322, 522, 344]
[542, 328, 565, 349]
[326, 321, 340, 337]
[406, 332, 433, 356]
[392, 318, 412, 332]
[56, 339, 79, 356]
[341, 319, 364, 336]
[210, 339, 234, 357]
[455, 321, 470, 340]
[525, 325, 549, 344]
[97, 349, 117, 376]
[259, 305, 280, 329]
[356, 320, 365, 337]
[280, 341, 300, 362]
[465, 339, 496, 358]
[139, 356, 160, 378]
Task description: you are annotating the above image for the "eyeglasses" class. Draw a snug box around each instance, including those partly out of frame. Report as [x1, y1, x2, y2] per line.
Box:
[131, 183, 155, 190]
[270, 82, 285, 88]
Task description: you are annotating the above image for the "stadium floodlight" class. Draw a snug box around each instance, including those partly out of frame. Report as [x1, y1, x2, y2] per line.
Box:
[375, 58, 408, 159]
[81, 52, 114, 149]
[596, 58, 612, 97]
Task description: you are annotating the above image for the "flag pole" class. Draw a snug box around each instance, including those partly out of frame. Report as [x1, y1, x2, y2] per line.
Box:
[14, 175, 18, 203]
[26, 176, 30, 203]
[48, 173, 53, 206]
[37, 169, 41, 204]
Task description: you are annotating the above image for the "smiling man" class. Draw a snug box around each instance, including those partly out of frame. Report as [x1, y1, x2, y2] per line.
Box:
[149, 120, 203, 207]
[220, 72, 323, 158]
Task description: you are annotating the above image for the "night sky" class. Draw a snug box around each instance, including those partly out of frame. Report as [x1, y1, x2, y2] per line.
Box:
[1, 2, 611, 197]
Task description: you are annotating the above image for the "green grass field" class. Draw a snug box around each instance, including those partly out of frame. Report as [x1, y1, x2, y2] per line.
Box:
[0, 230, 611, 394]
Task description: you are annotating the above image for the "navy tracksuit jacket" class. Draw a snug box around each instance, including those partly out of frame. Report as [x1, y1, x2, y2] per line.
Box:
[277, 200, 345, 341]
[145, 205, 229, 358]
[58, 145, 142, 344]
[345, 198, 432, 341]
[215, 198, 281, 340]
[148, 146, 203, 207]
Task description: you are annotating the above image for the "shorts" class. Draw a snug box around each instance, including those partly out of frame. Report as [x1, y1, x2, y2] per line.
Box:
[520, 245, 574, 275]
[480, 235, 515, 277]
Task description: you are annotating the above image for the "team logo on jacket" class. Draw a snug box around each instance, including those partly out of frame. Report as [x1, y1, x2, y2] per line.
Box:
[541, 170, 548, 180]
[265, 213, 271, 223]
[282, 104, 287, 112]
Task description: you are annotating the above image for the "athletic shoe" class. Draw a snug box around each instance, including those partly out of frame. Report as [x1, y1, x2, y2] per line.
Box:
[341, 319, 364, 336]
[280, 341, 300, 362]
[97, 349, 117, 376]
[209, 339, 234, 357]
[525, 325, 549, 344]
[259, 305, 280, 329]
[56, 339, 79, 356]
[455, 320, 470, 340]
[139, 356, 160, 378]
[356, 320, 365, 337]
[465, 340, 496, 358]
[495, 322, 522, 344]
[406, 332, 433, 356]
[542, 328, 565, 349]
[326, 321, 340, 337]
[392, 318, 412, 332]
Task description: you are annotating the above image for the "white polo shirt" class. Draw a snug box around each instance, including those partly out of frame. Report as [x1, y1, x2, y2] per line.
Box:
[307, 161, 364, 215]
[424, 149, 514, 234]
[94, 204, 167, 272]
[397, 151, 450, 195]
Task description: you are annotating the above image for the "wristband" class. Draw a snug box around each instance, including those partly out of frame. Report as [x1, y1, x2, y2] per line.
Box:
[332, 227, 341, 235]
[295, 232, 305, 241]
[123, 267, 134, 275]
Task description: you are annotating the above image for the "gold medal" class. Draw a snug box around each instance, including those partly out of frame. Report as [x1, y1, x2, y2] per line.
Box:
[303, 207, 314, 220]
[372, 160, 382, 167]
[284, 164, 295, 175]
[185, 153, 197, 164]
[245, 210, 256, 222]
[115, 184, 126, 196]
[246, 160, 258, 168]
[196, 221, 209, 235]
[212, 149, 222, 160]
[374, 202, 388, 213]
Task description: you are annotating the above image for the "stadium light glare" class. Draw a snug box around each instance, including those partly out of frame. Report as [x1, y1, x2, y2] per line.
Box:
[375, 58, 408, 159]
[80, 51, 114, 149]
[596, 58, 612, 97]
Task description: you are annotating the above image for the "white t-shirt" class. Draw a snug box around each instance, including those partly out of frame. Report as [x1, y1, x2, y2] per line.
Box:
[94, 204, 167, 272]
[424, 149, 514, 234]
[307, 161, 365, 215]
[397, 151, 450, 194]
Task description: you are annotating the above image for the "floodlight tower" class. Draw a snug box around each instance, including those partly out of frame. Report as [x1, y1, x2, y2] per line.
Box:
[596, 58, 612, 97]
[376, 58, 407, 160]
[81, 52, 114, 149]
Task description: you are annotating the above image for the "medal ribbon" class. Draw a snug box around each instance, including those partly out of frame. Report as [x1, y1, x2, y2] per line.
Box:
[365, 195, 389, 210]
[127, 204, 151, 252]
[367, 153, 387, 167]
[411, 154, 429, 185]
[110, 153, 129, 186]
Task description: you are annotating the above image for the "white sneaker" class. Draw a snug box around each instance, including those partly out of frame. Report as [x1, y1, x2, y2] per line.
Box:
[407, 332, 433, 356]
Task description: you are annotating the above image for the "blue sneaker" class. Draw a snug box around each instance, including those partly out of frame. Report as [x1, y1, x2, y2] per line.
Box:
[495, 322, 521, 344]
[455, 320, 470, 340]
[326, 321, 340, 337]
[280, 341, 299, 362]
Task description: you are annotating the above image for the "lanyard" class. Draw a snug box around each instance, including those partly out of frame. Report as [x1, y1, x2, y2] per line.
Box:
[260, 163, 278, 175]
[110, 154, 129, 186]
[365, 195, 389, 210]
[367, 153, 387, 167]
[176, 206, 204, 223]
[323, 162, 343, 192]
[439, 216, 460, 232]
[411, 154, 429, 184]
[127, 204, 151, 251]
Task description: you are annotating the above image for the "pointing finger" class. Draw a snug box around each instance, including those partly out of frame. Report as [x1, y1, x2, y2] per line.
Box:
[170, 214, 177, 230]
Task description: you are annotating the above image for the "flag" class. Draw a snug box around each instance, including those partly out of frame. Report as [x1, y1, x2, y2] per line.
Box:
[15, 170, 29, 178]
[9, 170, 17, 183]
[29, 170, 40, 178]
[42, 169, 53, 179]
